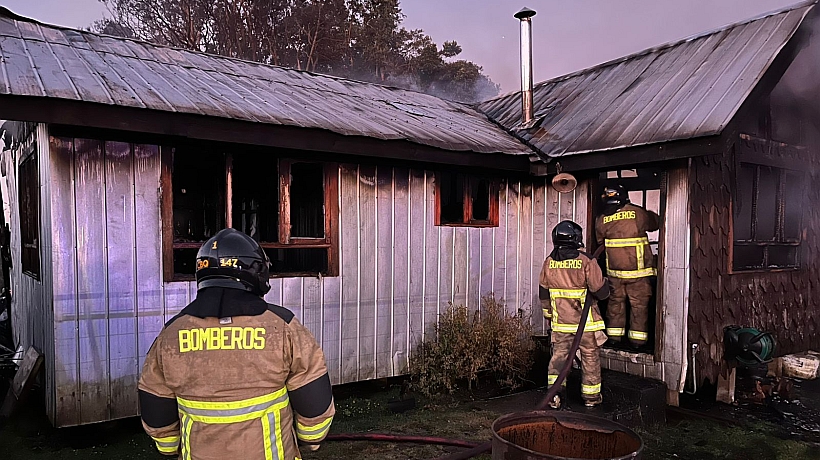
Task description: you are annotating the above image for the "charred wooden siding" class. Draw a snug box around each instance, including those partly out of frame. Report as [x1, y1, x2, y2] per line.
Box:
[688, 145, 820, 385]
[44, 133, 585, 426]
[4, 123, 56, 423]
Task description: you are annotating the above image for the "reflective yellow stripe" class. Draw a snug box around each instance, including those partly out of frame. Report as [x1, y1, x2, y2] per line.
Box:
[177, 387, 287, 410]
[552, 323, 581, 333]
[153, 435, 180, 443]
[274, 408, 285, 460]
[607, 267, 656, 278]
[181, 414, 193, 460]
[156, 443, 178, 454]
[297, 416, 333, 441]
[550, 289, 590, 331]
[177, 390, 289, 460]
[553, 321, 605, 333]
[636, 240, 645, 270]
[629, 330, 648, 341]
[547, 375, 566, 386]
[582, 383, 601, 395]
[542, 308, 551, 319]
[262, 412, 273, 460]
[604, 237, 649, 248]
[606, 327, 626, 337]
[605, 237, 654, 278]
[152, 435, 179, 454]
[297, 425, 332, 441]
[297, 416, 333, 433]
[549, 288, 587, 299]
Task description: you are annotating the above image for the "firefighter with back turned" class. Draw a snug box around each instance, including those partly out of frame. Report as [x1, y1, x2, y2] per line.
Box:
[138, 228, 335, 459]
[539, 220, 610, 408]
[595, 185, 660, 350]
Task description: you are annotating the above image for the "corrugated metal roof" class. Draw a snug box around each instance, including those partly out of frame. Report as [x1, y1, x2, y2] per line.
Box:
[477, 2, 815, 160]
[0, 8, 531, 157]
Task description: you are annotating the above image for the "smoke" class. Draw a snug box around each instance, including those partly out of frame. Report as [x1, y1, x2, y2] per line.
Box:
[767, 11, 820, 172]
[342, 68, 500, 105]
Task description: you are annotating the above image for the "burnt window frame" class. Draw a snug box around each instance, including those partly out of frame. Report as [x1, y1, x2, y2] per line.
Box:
[162, 147, 339, 281]
[18, 146, 40, 280]
[730, 160, 803, 273]
[434, 171, 499, 227]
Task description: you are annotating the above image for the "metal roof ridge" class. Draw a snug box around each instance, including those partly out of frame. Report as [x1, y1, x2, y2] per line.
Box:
[477, 0, 817, 106]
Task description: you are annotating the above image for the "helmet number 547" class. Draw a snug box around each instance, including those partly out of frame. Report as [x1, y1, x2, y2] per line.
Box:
[220, 258, 239, 268]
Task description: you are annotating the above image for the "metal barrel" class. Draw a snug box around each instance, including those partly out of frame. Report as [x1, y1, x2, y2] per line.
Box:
[491, 411, 643, 460]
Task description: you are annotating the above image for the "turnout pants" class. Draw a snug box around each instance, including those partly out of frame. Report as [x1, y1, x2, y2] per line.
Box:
[548, 331, 601, 401]
[605, 277, 652, 345]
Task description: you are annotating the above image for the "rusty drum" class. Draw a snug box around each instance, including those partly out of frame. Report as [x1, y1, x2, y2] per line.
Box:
[492, 411, 643, 460]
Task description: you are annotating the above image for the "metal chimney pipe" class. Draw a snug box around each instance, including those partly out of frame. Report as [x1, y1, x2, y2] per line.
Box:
[515, 7, 536, 125]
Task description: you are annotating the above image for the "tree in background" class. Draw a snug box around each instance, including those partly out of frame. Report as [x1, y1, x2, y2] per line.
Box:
[95, 0, 499, 103]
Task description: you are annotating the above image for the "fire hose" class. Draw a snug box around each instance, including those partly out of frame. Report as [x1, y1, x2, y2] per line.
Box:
[324, 245, 606, 460]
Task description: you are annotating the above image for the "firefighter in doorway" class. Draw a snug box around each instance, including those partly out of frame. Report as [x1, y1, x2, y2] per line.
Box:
[595, 185, 660, 349]
[138, 228, 335, 459]
[540, 221, 610, 408]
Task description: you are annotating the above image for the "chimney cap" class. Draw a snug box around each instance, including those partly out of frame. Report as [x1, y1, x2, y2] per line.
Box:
[514, 7, 536, 19]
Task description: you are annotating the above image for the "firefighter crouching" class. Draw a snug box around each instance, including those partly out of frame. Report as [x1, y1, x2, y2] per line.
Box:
[540, 221, 610, 408]
[595, 185, 659, 349]
[138, 228, 335, 459]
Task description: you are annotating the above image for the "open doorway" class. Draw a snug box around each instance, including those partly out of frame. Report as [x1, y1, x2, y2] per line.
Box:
[591, 168, 663, 354]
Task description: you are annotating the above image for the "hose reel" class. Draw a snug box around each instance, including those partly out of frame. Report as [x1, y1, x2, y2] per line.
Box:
[724, 326, 776, 367]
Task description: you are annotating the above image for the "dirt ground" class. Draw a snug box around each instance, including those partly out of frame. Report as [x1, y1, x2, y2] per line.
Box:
[1, 380, 819, 460]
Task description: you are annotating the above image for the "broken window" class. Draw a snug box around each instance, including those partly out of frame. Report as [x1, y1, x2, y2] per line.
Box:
[18, 149, 40, 279]
[732, 163, 803, 271]
[164, 147, 338, 280]
[436, 172, 498, 227]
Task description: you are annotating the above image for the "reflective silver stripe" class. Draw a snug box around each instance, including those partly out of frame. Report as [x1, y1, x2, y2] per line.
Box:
[298, 424, 330, 437]
[177, 395, 288, 418]
[296, 417, 333, 441]
[606, 327, 626, 337]
[177, 391, 290, 460]
[180, 413, 193, 460]
[155, 439, 179, 448]
[265, 411, 282, 460]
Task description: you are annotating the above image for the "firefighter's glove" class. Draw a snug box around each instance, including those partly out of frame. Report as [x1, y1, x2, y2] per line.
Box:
[302, 444, 321, 452]
[540, 299, 552, 327]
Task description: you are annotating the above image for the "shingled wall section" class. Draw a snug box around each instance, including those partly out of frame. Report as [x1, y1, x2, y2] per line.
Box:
[688, 137, 820, 385]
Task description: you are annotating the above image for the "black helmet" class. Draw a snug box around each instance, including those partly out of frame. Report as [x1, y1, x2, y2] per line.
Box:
[602, 185, 629, 207]
[195, 228, 271, 296]
[552, 220, 584, 249]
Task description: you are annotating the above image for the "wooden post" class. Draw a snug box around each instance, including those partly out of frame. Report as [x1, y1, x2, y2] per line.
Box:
[716, 362, 737, 404]
[666, 388, 680, 407]
[0, 347, 44, 419]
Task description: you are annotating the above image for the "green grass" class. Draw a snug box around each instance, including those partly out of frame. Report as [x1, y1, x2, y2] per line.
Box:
[1, 388, 818, 460]
[640, 419, 820, 460]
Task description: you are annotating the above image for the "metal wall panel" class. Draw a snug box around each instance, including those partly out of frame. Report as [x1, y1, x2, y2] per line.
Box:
[104, 141, 139, 419]
[407, 170, 426, 350]
[375, 167, 393, 378]
[338, 164, 360, 382]
[357, 165, 377, 381]
[73, 138, 110, 424]
[134, 144, 163, 371]
[48, 135, 80, 426]
[391, 168, 410, 374]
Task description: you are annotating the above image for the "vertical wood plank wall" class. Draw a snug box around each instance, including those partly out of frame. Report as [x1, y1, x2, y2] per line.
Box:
[42, 137, 583, 425]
